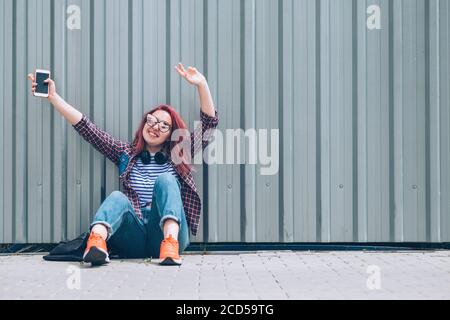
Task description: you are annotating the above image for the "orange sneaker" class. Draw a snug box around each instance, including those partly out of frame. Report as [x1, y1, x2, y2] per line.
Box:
[159, 235, 182, 266]
[83, 232, 109, 265]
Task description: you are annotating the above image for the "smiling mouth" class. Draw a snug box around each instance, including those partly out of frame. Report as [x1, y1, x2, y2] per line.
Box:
[148, 130, 159, 138]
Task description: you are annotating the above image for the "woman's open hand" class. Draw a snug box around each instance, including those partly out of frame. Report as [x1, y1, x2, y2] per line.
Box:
[174, 63, 206, 87]
[175, 63, 215, 117]
[27, 73, 57, 100]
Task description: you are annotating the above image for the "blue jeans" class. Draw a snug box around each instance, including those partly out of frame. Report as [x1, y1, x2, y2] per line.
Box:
[90, 173, 190, 259]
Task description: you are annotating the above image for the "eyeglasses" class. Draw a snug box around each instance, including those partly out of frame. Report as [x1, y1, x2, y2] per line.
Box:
[146, 114, 172, 133]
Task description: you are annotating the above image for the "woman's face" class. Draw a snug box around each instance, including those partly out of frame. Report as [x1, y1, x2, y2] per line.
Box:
[142, 110, 173, 149]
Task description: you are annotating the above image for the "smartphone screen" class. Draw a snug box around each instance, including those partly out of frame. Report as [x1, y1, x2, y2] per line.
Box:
[35, 72, 49, 95]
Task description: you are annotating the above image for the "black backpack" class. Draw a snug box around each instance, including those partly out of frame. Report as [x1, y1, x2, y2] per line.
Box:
[43, 233, 89, 262]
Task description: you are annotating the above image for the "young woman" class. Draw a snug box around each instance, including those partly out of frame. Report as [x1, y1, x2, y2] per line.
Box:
[27, 63, 218, 266]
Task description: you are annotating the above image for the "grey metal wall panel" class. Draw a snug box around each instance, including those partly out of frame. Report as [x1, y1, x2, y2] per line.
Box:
[429, 0, 440, 242]
[357, 0, 391, 242]
[1, 0, 449, 244]
[282, 0, 319, 242]
[321, 0, 355, 242]
[0, 0, 4, 243]
[14, 0, 28, 243]
[206, 0, 243, 242]
[242, 0, 280, 243]
[439, 0, 450, 241]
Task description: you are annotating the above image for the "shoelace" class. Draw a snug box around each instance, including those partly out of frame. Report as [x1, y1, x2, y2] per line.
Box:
[89, 233, 104, 246]
[162, 236, 178, 253]
[162, 237, 176, 246]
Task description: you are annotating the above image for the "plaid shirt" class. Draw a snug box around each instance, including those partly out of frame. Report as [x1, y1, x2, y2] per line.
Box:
[73, 110, 219, 236]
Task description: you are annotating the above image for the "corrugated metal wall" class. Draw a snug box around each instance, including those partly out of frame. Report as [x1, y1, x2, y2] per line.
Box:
[1, 0, 449, 244]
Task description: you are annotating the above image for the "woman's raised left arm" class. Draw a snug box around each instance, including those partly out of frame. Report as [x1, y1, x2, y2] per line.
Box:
[174, 63, 219, 156]
[174, 63, 216, 117]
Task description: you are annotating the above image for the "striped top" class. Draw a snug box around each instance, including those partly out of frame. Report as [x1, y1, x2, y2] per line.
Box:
[129, 155, 178, 208]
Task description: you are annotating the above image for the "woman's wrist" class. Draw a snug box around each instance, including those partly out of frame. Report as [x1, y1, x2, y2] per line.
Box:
[196, 78, 208, 89]
[48, 93, 57, 104]
[48, 92, 59, 105]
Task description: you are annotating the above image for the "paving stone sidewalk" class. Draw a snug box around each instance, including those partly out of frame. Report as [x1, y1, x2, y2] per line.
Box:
[1, 250, 449, 300]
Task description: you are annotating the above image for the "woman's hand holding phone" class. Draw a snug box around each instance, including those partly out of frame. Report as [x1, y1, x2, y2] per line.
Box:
[27, 72, 57, 102]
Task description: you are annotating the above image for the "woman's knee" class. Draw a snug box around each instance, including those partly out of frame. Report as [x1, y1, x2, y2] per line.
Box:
[94, 191, 134, 223]
[108, 190, 127, 200]
[105, 191, 131, 206]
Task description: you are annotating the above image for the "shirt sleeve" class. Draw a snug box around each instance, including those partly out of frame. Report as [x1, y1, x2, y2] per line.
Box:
[190, 110, 219, 157]
[72, 114, 130, 165]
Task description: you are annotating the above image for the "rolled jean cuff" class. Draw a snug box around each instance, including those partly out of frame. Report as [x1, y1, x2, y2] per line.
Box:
[159, 214, 180, 231]
[90, 221, 113, 241]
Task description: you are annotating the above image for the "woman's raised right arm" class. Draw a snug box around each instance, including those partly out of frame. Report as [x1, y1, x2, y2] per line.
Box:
[48, 92, 83, 126]
[28, 73, 82, 125]
[27, 73, 129, 165]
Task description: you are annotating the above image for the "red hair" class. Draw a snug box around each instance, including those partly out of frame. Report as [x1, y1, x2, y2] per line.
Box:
[132, 105, 192, 176]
